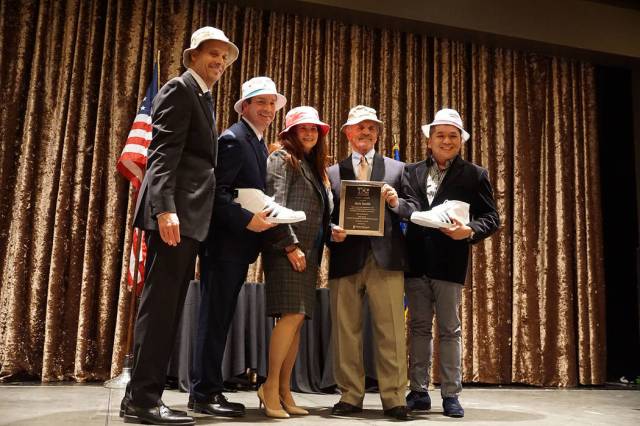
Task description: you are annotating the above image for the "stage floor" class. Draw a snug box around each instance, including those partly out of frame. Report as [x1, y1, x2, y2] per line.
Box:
[0, 384, 638, 425]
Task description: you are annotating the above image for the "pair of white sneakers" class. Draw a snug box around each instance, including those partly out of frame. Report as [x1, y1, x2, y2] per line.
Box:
[235, 189, 468, 228]
[410, 200, 470, 229]
[234, 188, 306, 224]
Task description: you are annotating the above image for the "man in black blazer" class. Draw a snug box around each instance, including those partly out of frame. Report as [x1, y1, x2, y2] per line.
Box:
[327, 105, 419, 421]
[404, 108, 500, 418]
[122, 27, 238, 426]
[189, 77, 286, 416]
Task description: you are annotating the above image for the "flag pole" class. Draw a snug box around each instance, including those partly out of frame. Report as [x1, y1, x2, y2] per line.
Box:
[157, 50, 160, 92]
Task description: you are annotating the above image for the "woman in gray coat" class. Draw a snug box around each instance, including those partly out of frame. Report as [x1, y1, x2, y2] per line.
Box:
[257, 106, 331, 418]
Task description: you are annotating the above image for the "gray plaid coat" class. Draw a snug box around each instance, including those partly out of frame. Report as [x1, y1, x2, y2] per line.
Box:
[262, 150, 330, 318]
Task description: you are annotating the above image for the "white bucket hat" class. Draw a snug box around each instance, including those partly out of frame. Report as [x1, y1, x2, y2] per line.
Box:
[233, 77, 287, 114]
[421, 108, 470, 142]
[182, 26, 239, 68]
[340, 105, 383, 131]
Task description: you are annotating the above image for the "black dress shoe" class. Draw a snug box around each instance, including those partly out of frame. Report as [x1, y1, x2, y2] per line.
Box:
[190, 392, 245, 417]
[442, 396, 464, 418]
[120, 396, 130, 417]
[406, 390, 431, 411]
[120, 398, 186, 417]
[188, 393, 245, 410]
[383, 405, 413, 421]
[331, 401, 363, 415]
[123, 401, 195, 425]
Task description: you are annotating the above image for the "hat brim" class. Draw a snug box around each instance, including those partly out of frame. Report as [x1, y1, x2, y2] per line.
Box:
[234, 92, 287, 114]
[340, 117, 384, 131]
[421, 121, 470, 141]
[279, 120, 331, 138]
[182, 40, 240, 69]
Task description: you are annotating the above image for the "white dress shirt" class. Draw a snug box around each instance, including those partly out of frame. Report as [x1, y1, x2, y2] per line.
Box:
[187, 68, 210, 94]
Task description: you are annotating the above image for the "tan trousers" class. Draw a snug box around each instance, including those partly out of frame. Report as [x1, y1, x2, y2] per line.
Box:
[329, 253, 407, 409]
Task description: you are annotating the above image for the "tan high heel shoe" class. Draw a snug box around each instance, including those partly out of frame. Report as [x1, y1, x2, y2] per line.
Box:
[257, 385, 290, 419]
[280, 399, 309, 416]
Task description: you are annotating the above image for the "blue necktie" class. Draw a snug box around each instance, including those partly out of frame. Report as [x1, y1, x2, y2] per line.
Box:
[259, 138, 268, 159]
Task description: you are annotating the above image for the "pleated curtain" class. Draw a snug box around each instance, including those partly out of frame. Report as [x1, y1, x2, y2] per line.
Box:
[0, 0, 605, 386]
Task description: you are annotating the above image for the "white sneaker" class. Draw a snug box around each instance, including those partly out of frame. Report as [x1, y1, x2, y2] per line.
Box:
[234, 188, 306, 224]
[410, 200, 470, 229]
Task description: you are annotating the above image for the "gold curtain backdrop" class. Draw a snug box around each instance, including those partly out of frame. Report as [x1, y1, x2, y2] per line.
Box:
[0, 0, 605, 386]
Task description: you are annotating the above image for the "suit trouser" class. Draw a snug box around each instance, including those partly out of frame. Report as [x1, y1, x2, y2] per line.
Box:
[329, 253, 407, 410]
[127, 231, 199, 408]
[190, 258, 249, 401]
[405, 275, 462, 397]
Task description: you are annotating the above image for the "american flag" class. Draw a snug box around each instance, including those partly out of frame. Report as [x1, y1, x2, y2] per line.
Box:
[127, 227, 147, 295]
[117, 63, 158, 190]
[392, 140, 401, 162]
[117, 62, 159, 295]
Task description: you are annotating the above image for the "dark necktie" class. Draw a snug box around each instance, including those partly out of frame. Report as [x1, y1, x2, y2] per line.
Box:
[202, 91, 215, 123]
[259, 138, 268, 158]
[203, 91, 218, 166]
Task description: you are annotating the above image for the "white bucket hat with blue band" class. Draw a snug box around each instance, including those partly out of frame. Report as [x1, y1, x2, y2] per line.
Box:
[233, 77, 287, 114]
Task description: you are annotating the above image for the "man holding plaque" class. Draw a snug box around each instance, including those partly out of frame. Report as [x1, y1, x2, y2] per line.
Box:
[404, 108, 500, 418]
[327, 105, 418, 421]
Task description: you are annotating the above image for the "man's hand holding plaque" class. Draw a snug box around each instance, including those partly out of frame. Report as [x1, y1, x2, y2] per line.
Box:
[381, 183, 398, 208]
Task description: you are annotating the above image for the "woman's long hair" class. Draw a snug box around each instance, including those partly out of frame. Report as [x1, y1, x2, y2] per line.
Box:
[278, 125, 329, 186]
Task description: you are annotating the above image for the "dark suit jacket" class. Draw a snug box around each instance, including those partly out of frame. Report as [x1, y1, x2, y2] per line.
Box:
[202, 119, 268, 264]
[134, 71, 218, 242]
[405, 155, 500, 284]
[327, 153, 419, 279]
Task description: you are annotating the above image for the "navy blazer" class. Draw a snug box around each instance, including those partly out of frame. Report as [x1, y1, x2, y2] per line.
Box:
[405, 155, 500, 284]
[202, 119, 268, 264]
[327, 153, 419, 279]
[134, 72, 217, 242]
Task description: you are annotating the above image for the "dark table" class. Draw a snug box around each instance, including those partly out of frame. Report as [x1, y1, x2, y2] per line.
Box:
[169, 281, 378, 393]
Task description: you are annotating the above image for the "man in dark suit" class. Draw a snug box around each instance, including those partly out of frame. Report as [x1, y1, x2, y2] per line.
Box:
[189, 77, 286, 417]
[327, 105, 419, 421]
[404, 108, 500, 418]
[121, 27, 238, 426]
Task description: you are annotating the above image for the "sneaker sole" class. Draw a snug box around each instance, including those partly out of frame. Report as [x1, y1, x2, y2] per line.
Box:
[266, 217, 306, 224]
[410, 217, 455, 229]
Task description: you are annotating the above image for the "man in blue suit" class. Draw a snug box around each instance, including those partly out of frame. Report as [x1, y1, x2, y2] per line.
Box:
[189, 77, 286, 417]
[122, 27, 238, 426]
